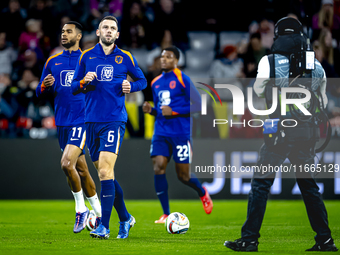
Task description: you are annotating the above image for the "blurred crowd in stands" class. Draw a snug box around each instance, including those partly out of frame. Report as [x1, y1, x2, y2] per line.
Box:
[0, 0, 340, 139]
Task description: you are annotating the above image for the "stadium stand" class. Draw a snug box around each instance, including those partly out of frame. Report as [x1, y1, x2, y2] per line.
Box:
[0, 0, 339, 139]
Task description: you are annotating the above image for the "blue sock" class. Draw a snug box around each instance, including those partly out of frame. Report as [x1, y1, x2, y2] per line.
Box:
[100, 179, 115, 229]
[181, 173, 205, 197]
[154, 174, 170, 215]
[113, 180, 129, 222]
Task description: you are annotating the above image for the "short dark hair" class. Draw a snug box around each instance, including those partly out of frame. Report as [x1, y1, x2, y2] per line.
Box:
[163, 46, 180, 60]
[65, 21, 83, 33]
[99, 16, 118, 28]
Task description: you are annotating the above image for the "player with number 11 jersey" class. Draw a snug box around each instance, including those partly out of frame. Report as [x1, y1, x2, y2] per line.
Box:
[36, 21, 101, 234]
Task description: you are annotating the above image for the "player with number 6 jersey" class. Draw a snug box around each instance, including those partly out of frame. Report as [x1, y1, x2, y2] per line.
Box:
[143, 46, 213, 224]
[71, 16, 146, 240]
[36, 21, 102, 234]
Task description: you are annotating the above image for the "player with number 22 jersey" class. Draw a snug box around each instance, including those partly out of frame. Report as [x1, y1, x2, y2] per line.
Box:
[143, 46, 213, 224]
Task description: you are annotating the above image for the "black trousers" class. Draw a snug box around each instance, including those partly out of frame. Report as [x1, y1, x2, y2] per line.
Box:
[241, 141, 332, 242]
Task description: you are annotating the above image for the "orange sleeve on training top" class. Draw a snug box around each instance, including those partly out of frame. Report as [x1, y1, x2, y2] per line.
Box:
[41, 81, 46, 92]
[173, 68, 186, 88]
[80, 78, 86, 89]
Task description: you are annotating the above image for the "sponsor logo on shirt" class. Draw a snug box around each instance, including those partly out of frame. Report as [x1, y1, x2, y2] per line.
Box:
[278, 59, 289, 64]
[96, 65, 114, 81]
[158, 90, 171, 106]
[60, 70, 75, 87]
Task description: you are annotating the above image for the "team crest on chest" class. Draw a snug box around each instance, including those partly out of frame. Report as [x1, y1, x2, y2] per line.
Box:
[115, 55, 123, 64]
[169, 80, 176, 89]
[96, 65, 114, 81]
[60, 70, 75, 86]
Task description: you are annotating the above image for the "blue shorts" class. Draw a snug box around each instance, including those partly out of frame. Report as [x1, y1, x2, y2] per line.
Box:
[150, 135, 192, 164]
[86, 121, 125, 162]
[57, 124, 86, 154]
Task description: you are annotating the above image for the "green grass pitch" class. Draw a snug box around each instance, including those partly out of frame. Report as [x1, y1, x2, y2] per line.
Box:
[0, 200, 339, 254]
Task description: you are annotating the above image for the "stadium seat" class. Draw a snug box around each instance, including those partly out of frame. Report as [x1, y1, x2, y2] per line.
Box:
[219, 31, 249, 51]
[183, 69, 210, 79]
[185, 50, 215, 72]
[0, 119, 9, 130]
[16, 117, 33, 129]
[188, 31, 217, 51]
[42, 117, 56, 129]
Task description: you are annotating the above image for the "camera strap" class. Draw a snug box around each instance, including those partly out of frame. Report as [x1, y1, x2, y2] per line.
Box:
[265, 54, 281, 119]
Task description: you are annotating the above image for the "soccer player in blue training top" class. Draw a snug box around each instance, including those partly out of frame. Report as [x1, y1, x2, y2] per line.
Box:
[71, 15, 147, 239]
[36, 21, 101, 233]
[143, 46, 213, 224]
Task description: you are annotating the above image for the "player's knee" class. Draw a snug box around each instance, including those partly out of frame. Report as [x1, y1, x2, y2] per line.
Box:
[77, 169, 89, 180]
[153, 162, 165, 175]
[153, 164, 166, 175]
[76, 156, 89, 174]
[76, 164, 88, 177]
[61, 158, 73, 174]
[98, 167, 113, 180]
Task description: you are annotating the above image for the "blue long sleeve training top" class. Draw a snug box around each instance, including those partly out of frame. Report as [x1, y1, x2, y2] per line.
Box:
[36, 49, 84, 126]
[71, 43, 147, 123]
[150, 68, 201, 136]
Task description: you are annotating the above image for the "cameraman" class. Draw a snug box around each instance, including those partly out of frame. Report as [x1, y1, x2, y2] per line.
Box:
[224, 17, 338, 252]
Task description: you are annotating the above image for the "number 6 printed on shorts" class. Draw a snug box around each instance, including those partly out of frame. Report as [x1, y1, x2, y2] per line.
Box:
[108, 131, 114, 143]
[106, 128, 121, 154]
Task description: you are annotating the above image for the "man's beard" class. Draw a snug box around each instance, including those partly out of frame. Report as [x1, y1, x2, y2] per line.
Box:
[100, 35, 115, 46]
[61, 37, 77, 49]
[162, 66, 174, 72]
[162, 67, 171, 72]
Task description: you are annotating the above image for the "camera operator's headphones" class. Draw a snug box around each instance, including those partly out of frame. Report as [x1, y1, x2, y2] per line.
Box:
[274, 17, 303, 40]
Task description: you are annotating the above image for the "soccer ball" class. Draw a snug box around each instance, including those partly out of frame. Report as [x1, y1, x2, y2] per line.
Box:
[86, 210, 96, 231]
[165, 212, 190, 234]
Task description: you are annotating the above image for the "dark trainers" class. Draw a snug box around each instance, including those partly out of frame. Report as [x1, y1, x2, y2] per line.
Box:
[306, 238, 338, 251]
[224, 238, 259, 252]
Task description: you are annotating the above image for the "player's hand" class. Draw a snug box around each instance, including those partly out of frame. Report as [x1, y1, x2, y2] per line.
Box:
[143, 101, 152, 113]
[122, 79, 131, 93]
[84, 72, 97, 84]
[43, 74, 55, 87]
[160, 105, 172, 116]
